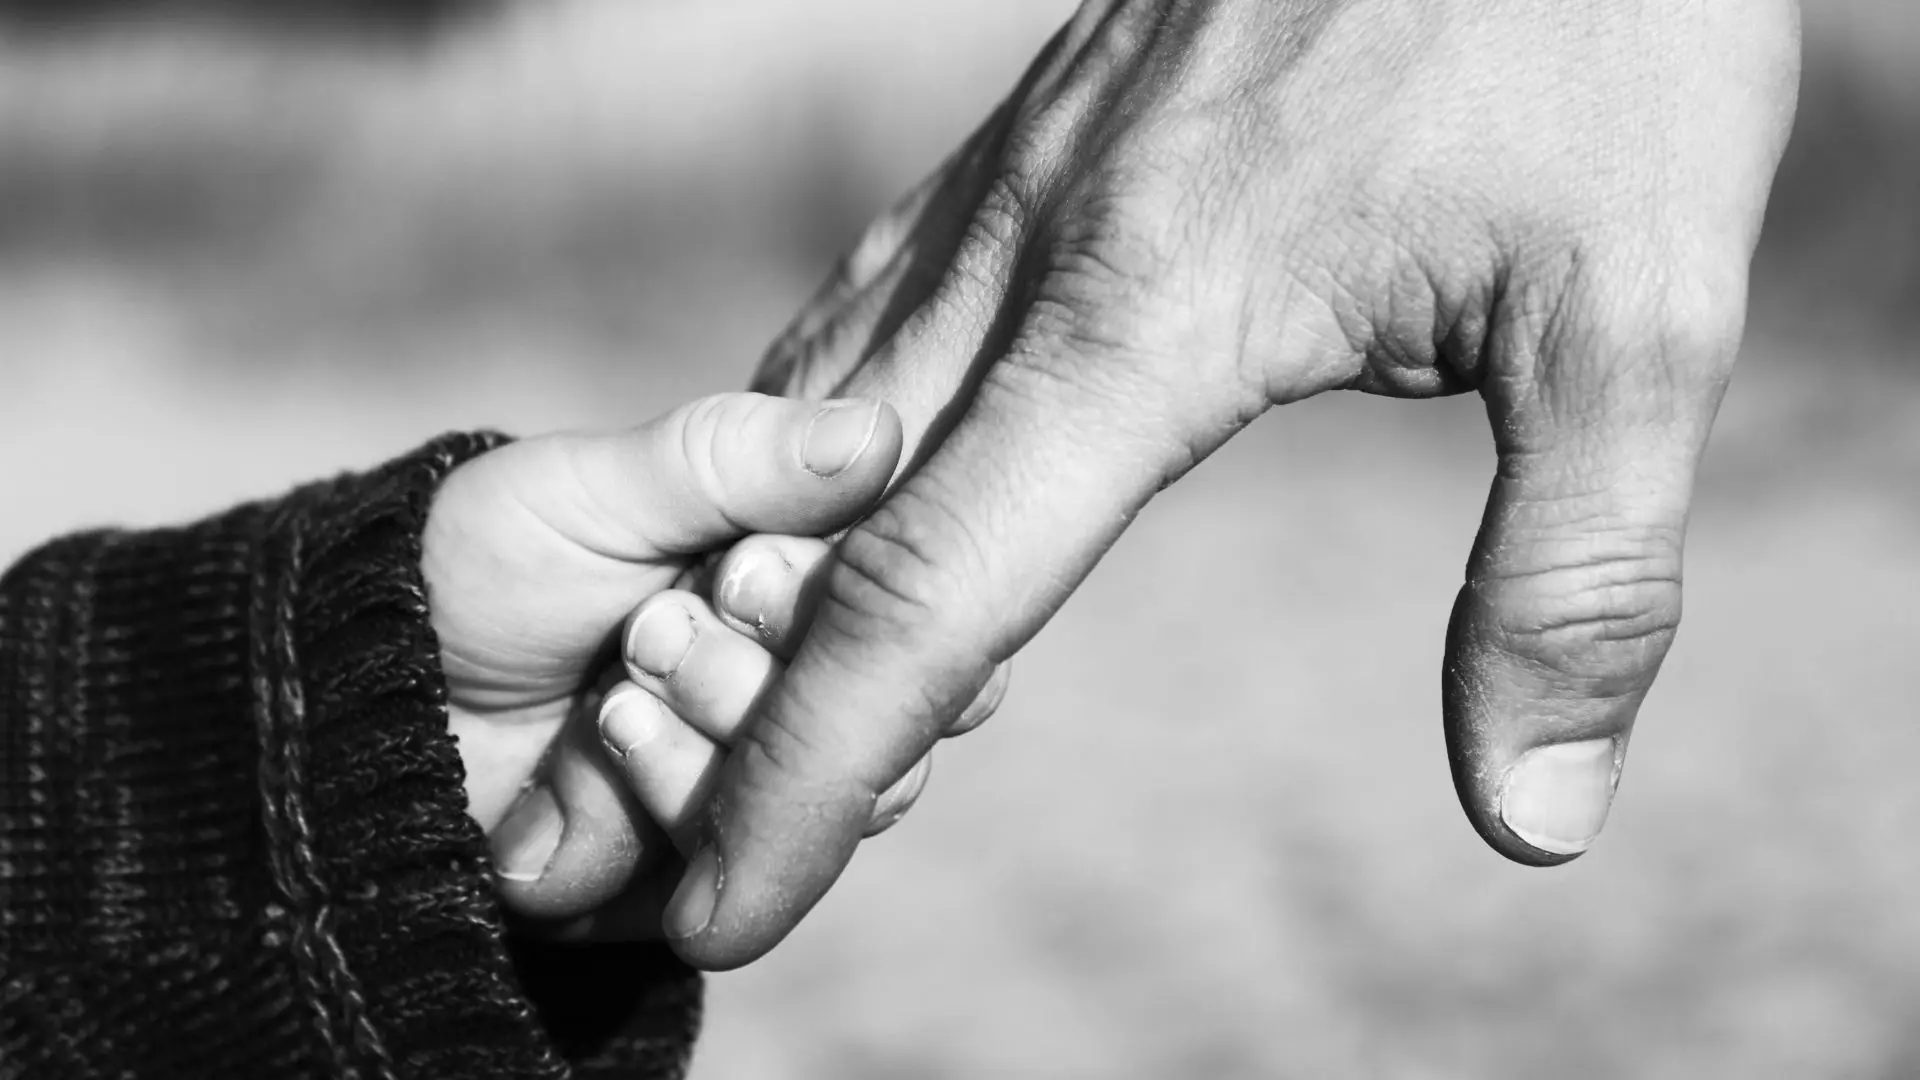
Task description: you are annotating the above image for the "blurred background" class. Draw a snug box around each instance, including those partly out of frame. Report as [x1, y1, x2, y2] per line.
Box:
[3, 2, 1915, 1077]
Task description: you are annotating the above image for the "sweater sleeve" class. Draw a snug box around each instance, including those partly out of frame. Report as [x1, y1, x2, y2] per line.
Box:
[0, 434, 701, 1080]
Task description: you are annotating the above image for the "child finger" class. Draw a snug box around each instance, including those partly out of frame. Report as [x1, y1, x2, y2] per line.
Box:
[624, 590, 782, 745]
[947, 660, 1011, 736]
[491, 691, 671, 921]
[863, 752, 933, 837]
[599, 681, 724, 857]
[712, 534, 833, 656]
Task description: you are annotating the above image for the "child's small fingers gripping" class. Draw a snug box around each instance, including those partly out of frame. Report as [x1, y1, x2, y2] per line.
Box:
[624, 590, 781, 745]
[711, 534, 1013, 736]
[864, 754, 933, 838]
[711, 534, 832, 656]
[621, 588, 938, 838]
[599, 682, 723, 856]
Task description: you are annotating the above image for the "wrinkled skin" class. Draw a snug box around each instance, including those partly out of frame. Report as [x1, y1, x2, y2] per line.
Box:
[663, 0, 1802, 969]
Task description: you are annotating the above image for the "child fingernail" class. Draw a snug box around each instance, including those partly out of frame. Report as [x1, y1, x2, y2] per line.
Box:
[719, 550, 785, 629]
[628, 601, 696, 679]
[1499, 738, 1620, 856]
[599, 687, 663, 759]
[666, 847, 722, 940]
[801, 400, 880, 478]
[492, 784, 564, 882]
[868, 755, 932, 834]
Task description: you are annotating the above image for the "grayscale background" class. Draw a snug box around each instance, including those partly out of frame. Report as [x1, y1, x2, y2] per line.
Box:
[3, 2, 1914, 1077]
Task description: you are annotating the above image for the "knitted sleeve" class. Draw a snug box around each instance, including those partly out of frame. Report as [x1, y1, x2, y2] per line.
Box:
[0, 434, 701, 1080]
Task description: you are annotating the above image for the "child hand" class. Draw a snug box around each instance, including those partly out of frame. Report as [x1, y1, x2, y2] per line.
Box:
[417, 393, 902, 924]
[501, 532, 1011, 941]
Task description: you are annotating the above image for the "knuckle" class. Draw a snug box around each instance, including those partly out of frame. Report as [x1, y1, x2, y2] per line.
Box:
[1478, 524, 1685, 691]
[997, 110, 1063, 200]
[724, 715, 875, 857]
[1050, 176, 1184, 293]
[965, 172, 1035, 261]
[734, 702, 836, 797]
[827, 482, 986, 639]
[1019, 243, 1172, 375]
[1019, 168, 1209, 370]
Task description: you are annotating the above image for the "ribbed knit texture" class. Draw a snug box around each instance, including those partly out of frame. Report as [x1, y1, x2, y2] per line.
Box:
[0, 434, 701, 1079]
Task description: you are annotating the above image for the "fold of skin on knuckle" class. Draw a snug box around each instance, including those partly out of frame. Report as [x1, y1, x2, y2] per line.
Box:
[1311, 212, 1506, 400]
[1217, 128, 1503, 402]
[935, 173, 1031, 314]
[814, 488, 1001, 714]
[1470, 516, 1684, 697]
[829, 485, 985, 645]
[1022, 122, 1216, 329]
[731, 693, 873, 815]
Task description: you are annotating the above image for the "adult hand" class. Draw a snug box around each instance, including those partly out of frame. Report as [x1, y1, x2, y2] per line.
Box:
[670, 0, 1802, 968]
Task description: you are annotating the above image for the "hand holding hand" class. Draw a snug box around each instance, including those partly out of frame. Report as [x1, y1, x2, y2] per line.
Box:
[675, 0, 1802, 968]
[417, 393, 932, 929]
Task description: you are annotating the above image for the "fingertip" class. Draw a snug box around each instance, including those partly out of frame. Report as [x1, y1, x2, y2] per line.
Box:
[948, 660, 1011, 736]
[599, 678, 722, 852]
[802, 397, 904, 489]
[714, 539, 795, 641]
[1451, 740, 1638, 870]
[663, 846, 763, 973]
[624, 593, 697, 684]
[491, 726, 658, 921]
[1450, 748, 1599, 869]
[1497, 738, 1621, 857]
[664, 846, 721, 942]
[595, 394, 907, 556]
[864, 753, 933, 837]
[800, 399, 883, 479]
[597, 682, 666, 760]
[713, 534, 831, 654]
[491, 783, 564, 884]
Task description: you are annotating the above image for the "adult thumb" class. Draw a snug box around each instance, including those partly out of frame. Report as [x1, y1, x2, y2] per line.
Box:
[1446, 268, 1742, 864]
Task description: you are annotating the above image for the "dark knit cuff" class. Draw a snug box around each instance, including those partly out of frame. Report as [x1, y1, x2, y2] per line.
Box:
[1, 433, 702, 1078]
[273, 433, 702, 1079]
